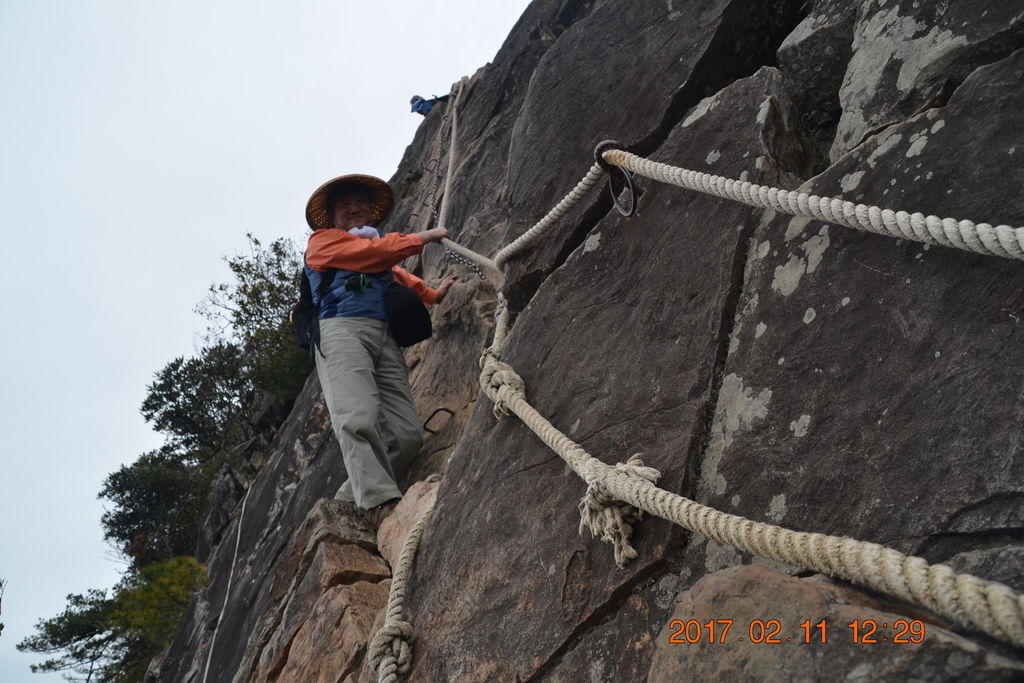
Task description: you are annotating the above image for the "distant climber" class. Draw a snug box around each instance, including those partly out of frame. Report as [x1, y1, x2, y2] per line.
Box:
[303, 174, 457, 526]
[410, 93, 450, 116]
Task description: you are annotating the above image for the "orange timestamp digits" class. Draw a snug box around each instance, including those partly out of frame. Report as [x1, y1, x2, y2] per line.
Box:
[848, 619, 926, 644]
[666, 618, 926, 644]
[667, 619, 794, 644]
[667, 619, 734, 643]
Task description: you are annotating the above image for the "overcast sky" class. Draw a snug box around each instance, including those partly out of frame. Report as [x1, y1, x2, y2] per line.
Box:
[0, 1, 531, 678]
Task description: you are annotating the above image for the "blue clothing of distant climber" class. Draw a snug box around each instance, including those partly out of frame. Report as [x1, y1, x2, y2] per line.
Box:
[410, 93, 450, 116]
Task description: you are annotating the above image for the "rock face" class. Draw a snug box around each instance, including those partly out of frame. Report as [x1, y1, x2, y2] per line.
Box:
[158, 1, 1024, 681]
[829, 0, 1024, 160]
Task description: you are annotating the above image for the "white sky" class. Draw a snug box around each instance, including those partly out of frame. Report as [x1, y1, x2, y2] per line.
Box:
[0, 1, 531, 678]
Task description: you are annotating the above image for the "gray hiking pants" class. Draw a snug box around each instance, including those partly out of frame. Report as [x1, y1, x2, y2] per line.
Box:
[315, 317, 422, 509]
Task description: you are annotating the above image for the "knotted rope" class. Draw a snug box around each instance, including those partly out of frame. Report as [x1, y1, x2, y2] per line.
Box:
[479, 358, 525, 419]
[602, 148, 1024, 261]
[369, 510, 433, 683]
[476, 352, 1024, 648]
[578, 453, 661, 567]
[466, 163, 1024, 646]
[369, 620, 413, 682]
[372, 134, 1024, 675]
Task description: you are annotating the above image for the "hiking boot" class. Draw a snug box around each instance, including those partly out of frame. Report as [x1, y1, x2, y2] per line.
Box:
[365, 499, 399, 529]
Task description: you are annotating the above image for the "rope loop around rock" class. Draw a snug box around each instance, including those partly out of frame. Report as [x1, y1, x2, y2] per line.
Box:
[578, 454, 661, 567]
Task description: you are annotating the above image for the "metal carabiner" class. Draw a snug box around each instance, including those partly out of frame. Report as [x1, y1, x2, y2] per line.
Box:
[594, 140, 637, 217]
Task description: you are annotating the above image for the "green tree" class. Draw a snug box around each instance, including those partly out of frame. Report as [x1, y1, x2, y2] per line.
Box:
[18, 559, 207, 682]
[196, 233, 310, 401]
[140, 342, 250, 455]
[110, 557, 207, 653]
[98, 448, 205, 570]
[17, 588, 122, 681]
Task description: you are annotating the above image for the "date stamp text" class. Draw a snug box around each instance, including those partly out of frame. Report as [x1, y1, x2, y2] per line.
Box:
[666, 618, 926, 645]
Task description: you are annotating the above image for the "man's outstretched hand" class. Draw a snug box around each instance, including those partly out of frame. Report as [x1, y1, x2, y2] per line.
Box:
[435, 275, 458, 302]
[419, 227, 450, 244]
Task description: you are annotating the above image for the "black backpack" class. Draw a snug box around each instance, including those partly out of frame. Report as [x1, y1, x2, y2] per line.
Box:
[386, 281, 432, 347]
[290, 269, 337, 356]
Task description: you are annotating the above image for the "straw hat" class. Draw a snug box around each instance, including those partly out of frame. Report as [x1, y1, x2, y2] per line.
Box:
[305, 174, 394, 230]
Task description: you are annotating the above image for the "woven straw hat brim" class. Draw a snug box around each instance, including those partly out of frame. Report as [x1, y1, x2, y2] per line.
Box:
[305, 174, 394, 231]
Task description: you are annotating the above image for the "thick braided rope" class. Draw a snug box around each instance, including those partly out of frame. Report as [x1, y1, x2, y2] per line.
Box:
[435, 163, 606, 278]
[369, 510, 433, 683]
[433, 78, 503, 279]
[441, 237, 502, 278]
[493, 163, 606, 271]
[433, 142, 1024, 648]
[477, 356, 1024, 649]
[480, 293, 511, 363]
[436, 78, 464, 231]
[603, 149, 1024, 260]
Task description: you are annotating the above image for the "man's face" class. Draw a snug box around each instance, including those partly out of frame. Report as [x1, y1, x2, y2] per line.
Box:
[331, 191, 373, 230]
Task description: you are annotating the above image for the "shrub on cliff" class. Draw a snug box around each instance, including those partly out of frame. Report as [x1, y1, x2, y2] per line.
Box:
[99, 448, 206, 571]
[196, 233, 311, 404]
[17, 558, 207, 682]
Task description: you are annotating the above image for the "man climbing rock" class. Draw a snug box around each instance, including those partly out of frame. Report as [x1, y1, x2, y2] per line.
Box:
[409, 93, 450, 116]
[303, 174, 456, 527]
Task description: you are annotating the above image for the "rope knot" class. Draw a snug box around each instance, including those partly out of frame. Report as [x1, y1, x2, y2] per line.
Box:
[369, 620, 414, 682]
[479, 359, 526, 418]
[578, 454, 661, 568]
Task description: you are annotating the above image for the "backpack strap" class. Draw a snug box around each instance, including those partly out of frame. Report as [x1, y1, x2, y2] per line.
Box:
[297, 267, 338, 316]
[316, 268, 338, 298]
[298, 267, 339, 359]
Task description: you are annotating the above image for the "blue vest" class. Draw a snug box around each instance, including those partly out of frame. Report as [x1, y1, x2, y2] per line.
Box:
[306, 265, 392, 321]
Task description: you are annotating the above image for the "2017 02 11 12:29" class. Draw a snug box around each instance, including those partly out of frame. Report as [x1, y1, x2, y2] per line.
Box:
[667, 618, 926, 644]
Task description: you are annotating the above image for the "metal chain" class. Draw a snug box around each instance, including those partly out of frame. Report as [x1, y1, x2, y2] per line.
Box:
[442, 244, 488, 280]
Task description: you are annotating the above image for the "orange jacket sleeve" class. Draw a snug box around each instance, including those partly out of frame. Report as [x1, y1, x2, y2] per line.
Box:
[306, 229, 425, 273]
[393, 266, 439, 305]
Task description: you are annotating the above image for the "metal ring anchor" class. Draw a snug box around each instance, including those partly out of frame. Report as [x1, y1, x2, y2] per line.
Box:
[423, 407, 455, 434]
[594, 140, 637, 217]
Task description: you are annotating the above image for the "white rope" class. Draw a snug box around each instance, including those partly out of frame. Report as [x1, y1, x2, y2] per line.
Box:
[432, 78, 503, 280]
[465, 144, 1024, 646]
[603, 149, 1024, 260]
[476, 355, 1024, 649]
[440, 237, 502, 278]
[351, 137, 1024, 676]
[430, 161, 607, 280]
[432, 162, 606, 278]
[369, 511, 432, 682]
[494, 163, 606, 271]
[436, 79, 464, 231]
[578, 453, 660, 567]
[201, 486, 249, 683]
